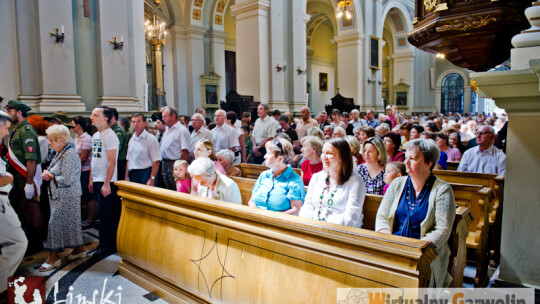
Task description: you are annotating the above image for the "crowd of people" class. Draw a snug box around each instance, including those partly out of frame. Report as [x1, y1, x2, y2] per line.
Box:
[0, 99, 507, 293]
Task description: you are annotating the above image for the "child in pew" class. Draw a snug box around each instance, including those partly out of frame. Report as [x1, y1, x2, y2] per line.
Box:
[383, 162, 407, 195]
[174, 160, 191, 194]
[241, 125, 253, 163]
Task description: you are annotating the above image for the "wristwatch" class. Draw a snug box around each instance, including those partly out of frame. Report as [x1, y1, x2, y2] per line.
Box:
[150, 176, 156, 180]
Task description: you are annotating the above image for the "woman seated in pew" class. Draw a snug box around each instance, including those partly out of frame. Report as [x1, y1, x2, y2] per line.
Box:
[187, 157, 242, 205]
[435, 132, 461, 162]
[248, 138, 305, 215]
[300, 136, 323, 186]
[299, 138, 366, 227]
[384, 132, 405, 162]
[354, 137, 386, 195]
[420, 131, 448, 170]
[375, 139, 456, 287]
[192, 139, 226, 194]
[216, 149, 242, 177]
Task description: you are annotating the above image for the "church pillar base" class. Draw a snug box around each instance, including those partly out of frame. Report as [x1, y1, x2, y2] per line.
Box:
[19, 94, 86, 112]
[98, 96, 143, 112]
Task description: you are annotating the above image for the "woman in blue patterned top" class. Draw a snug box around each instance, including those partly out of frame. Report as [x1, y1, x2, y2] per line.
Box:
[354, 136, 387, 195]
[248, 138, 305, 215]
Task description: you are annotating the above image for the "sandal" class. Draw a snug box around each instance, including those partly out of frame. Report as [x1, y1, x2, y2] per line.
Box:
[82, 221, 94, 229]
[39, 260, 61, 272]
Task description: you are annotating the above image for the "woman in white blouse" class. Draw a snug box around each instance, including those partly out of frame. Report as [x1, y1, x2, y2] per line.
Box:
[299, 138, 366, 227]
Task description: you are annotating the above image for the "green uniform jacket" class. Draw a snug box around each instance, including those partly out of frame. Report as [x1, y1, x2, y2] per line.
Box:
[8, 120, 41, 187]
[112, 123, 127, 161]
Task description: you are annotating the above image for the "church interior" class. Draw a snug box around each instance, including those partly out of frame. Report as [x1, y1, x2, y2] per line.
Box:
[1, 0, 540, 303]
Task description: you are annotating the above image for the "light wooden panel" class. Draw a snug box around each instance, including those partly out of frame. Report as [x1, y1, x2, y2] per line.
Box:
[115, 181, 438, 303]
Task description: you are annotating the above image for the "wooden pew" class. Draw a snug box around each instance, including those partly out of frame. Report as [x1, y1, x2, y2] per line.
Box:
[115, 181, 438, 303]
[235, 163, 302, 179]
[447, 161, 459, 171]
[233, 164, 490, 285]
[434, 170, 504, 267]
[230, 176, 472, 288]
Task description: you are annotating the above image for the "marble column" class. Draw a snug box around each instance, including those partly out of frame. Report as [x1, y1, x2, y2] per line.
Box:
[269, 0, 286, 111]
[334, 33, 364, 106]
[181, 25, 207, 114]
[288, 2, 309, 113]
[96, 0, 143, 111]
[17, 0, 85, 112]
[391, 51, 414, 111]
[470, 2, 540, 287]
[208, 30, 228, 106]
[231, 0, 270, 103]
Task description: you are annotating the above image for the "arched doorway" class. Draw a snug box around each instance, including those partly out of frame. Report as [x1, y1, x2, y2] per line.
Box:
[441, 73, 464, 114]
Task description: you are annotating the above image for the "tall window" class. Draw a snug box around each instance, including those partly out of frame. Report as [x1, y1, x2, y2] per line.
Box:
[441, 73, 464, 114]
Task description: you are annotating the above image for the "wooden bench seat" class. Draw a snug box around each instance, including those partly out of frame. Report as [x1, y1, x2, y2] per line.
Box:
[230, 176, 472, 288]
[115, 181, 440, 303]
[433, 170, 504, 267]
[235, 163, 302, 179]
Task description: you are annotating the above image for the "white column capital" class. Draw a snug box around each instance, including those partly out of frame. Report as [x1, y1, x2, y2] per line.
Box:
[303, 14, 311, 24]
[334, 33, 365, 46]
[230, 0, 270, 19]
[207, 30, 228, 41]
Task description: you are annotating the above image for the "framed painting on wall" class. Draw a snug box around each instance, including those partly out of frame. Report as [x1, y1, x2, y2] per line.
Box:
[319, 73, 328, 91]
[370, 36, 381, 70]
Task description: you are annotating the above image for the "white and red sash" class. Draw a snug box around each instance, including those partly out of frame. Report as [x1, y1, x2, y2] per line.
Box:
[6, 144, 42, 196]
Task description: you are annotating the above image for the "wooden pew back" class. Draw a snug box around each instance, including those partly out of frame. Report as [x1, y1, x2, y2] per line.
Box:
[115, 181, 438, 303]
[230, 176, 471, 287]
[235, 163, 302, 179]
[447, 161, 459, 171]
[434, 170, 504, 225]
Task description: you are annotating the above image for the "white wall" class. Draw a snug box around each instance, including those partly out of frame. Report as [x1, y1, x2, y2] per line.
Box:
[0, 0, 19, 102]
[310, 62, 334, 114]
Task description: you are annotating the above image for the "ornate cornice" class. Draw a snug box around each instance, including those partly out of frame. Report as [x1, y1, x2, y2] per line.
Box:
[436, 15, 497, 32]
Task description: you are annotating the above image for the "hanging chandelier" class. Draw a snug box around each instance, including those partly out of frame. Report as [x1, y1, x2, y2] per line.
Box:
[145, 15, 167, 45]
[336, 0, 353, 19]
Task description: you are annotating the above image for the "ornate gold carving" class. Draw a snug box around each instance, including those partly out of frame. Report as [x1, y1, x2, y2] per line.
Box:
[217, 0, 227, 13]
[470, 79, 478, 94]
[193, 9, 201, 20]
[412, 18, 418, 25]
[424, 0, 437, 12]
[434, 3, 448, 12]
[194, 0, 203, 7]
[215, 15, 223, 25]
[436, 15, 496, 32]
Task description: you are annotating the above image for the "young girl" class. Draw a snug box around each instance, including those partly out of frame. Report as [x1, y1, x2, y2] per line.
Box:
[383, 161, 407, 195]
[173, 160, 191, 194]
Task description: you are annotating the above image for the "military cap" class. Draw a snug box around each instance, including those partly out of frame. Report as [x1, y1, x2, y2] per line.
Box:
[45, 111, 74, 128]
[6, 100, 32, 113]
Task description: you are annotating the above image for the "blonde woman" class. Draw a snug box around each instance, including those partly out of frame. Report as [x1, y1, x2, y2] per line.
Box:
[354, 136, 387, 195]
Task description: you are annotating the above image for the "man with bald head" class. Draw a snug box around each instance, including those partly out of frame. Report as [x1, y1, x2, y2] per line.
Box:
[211, 109, 239, 153]
[458, 125, 506, 174]
[296, 107, 318, 141]
[190, 112, 211, 159]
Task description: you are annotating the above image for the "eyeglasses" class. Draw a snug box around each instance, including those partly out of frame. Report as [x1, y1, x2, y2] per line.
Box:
[273, 139, 284, 155]
[383, 139, 393, 144]
[475, 131, 493, 136]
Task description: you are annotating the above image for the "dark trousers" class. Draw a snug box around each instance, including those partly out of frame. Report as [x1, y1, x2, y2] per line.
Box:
[94, 182, 121, 252]
[161, 160, 177, 191]
[128, 167, 152, 185]
[253, 147, 267, 164]
[117, 159, 127, 181]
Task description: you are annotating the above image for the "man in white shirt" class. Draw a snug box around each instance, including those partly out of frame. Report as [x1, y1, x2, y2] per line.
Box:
[125, 113, 162, 186]
[296, 107, 318, 141]
[458, 125, 506, 175]
[252, 104, 277, 164]
[160, 106, 190, 190]
[190, 112, 212, 160]
[349, 109, 366, 129]
[211, 110, 239, 153]
[89, 106, 120, 256]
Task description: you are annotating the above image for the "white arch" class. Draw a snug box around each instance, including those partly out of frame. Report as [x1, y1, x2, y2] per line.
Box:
[436, 69, 469, 88]
[380, 1, 413, 36]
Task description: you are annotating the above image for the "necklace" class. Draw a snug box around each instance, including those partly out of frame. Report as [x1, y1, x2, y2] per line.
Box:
[317, 176, 338, 221]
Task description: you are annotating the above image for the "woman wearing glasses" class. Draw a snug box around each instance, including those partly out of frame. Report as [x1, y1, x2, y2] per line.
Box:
[248, 138, 305, 215]
[299, 138, 366, 227]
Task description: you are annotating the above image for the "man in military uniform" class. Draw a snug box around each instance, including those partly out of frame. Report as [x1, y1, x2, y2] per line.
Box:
[109, 108, 126, 181]
[5, 100, 42, 255]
